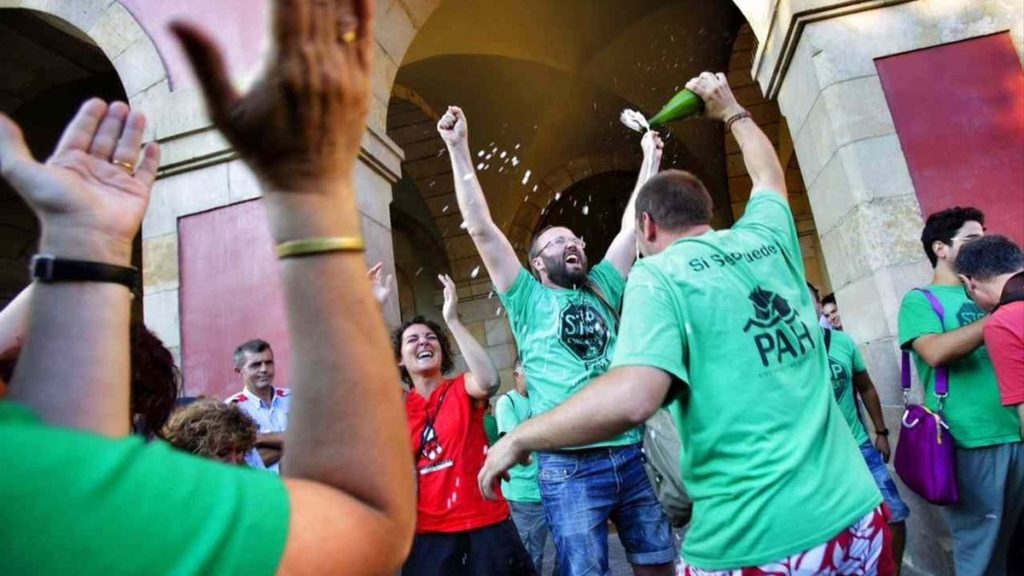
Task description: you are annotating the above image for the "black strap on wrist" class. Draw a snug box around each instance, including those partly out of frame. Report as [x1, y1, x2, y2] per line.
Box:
[30, 254, 138, 290]
[875, 428, 890, 437]
[725, 110, 752, 130]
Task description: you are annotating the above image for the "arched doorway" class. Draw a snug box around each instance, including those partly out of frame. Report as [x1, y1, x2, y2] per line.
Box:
[0, 9, 129, 306]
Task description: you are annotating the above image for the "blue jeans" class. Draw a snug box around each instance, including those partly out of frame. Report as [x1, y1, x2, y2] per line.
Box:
[537, 443, 676, 576]
[859, 441, 910, 523]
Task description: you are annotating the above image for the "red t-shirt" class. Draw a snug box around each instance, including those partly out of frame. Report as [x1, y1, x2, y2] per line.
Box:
[405, 374, 509, 533]
[984, 301, 1024, 406]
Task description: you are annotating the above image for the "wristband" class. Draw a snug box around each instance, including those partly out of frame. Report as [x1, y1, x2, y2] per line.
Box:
[875, 428, 889, 437]
[276, 236, 365, 259]
[30, 254, 138, 290]
[725, 110, 752, 131]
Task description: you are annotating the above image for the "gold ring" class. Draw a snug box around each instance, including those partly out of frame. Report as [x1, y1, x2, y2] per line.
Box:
[112, 160, 135, 174]
[342, 30, 357, 44]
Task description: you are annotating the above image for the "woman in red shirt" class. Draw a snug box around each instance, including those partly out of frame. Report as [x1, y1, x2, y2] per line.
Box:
[395, 274, 535, 576]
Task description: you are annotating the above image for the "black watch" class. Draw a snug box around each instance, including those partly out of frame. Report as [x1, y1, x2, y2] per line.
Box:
[30, 254, 138, 290]
[875, 428, 890, 437]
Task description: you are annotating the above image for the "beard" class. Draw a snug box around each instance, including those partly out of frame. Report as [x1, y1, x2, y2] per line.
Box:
[541, 252, 588, 289]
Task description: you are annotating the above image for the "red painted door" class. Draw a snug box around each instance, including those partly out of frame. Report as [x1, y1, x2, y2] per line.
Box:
[179, 199, 291, 398]
[877, 33, 1024, 246]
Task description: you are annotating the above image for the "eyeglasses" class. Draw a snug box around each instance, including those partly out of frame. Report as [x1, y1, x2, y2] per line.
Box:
[539, 236, 586, 253]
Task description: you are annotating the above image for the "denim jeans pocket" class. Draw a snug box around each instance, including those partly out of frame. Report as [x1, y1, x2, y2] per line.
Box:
[537, 453, 579, 484]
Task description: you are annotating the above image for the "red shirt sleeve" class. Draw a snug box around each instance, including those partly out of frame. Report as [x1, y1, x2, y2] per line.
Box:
[984, 303, 1024, 406]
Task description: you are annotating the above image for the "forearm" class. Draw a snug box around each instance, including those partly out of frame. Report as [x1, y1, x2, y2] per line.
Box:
[448, 142, 498, 234]
[0, 285, 32, 361]
[620, 149, 659, 230]
[256, 432, 285, 448]
[268, 185, 414, 522]
[913, 320, 986, 367]
[10, 283, 131, 436]
[855, 375, 888, 433]
[511, 368, 659, 451]
[447, 318, 499, 393]
[731, 116, 786, 198]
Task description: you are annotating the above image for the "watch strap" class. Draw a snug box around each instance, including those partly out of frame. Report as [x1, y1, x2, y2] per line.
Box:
[30, 254, 138, 290]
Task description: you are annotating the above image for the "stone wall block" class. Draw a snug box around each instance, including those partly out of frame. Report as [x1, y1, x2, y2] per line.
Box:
[143, 163, 230, 239]
[86, 1, 143, 61]
[838, 134, 915, 203]
[142, 233, 179, 295]
[820, 76, 895, 150]
[143, 288, 180, 349]
[113, 36, 166, 98]
[565, 157, 593, 182]
[375, 2, 416, 64]
[485, 343, 516, 371]
[792, 92, 837, 187]
[484, 317, 513, 347]
[851, 197, 928, 275]
[861, 336, 905, 407]
[776, 38, 821, 133]
[805, 150, 853, 235]
[372, 43, 399, 103]
[818, 226, 852, 288]
[227, 160, 263, 203]
[398, 0, 441, 28]
[354, 160, 394, 228]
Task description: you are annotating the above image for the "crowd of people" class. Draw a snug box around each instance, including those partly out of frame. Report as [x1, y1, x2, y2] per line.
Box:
[0, 0, 1020, 574]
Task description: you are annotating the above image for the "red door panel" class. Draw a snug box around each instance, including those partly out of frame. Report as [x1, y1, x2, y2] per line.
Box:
[877, 33, 1024, 246]
[179, 199, 291, 398]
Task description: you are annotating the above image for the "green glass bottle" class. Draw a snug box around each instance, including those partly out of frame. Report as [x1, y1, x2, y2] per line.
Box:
[647, 88, 705, 129]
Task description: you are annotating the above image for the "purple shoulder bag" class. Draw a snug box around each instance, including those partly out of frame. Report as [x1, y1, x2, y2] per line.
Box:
[893, 288, 959, 505]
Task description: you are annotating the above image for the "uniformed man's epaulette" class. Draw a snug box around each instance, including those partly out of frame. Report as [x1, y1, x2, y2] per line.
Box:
[227, 393, 248, 404]
[275, 388, 291, 397]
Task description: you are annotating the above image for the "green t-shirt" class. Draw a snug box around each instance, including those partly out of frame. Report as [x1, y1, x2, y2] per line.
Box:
[898, 285, 1022, 448]
[483, 414, 499, 445]
[499, 260, 641, 448]
[495, 391, 541, 503]
[0, 402, 289, 575]
[825, 329, 871, 447]
[611, 192, 880, 570]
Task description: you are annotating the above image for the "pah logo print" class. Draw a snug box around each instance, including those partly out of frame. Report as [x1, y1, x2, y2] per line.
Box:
[559, 302, 610, 363]
[829, 358, 851, 403]
[742, 287, 816, 367]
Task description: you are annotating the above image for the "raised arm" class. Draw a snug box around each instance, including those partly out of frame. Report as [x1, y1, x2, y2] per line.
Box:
[687, 72, 787, 201]
[172, 0, 414, 572]
[437, 107, 522, 292]
[605, 130, 664, 276]
[0, 99, 159, 437]
[440, 274, 499, 399]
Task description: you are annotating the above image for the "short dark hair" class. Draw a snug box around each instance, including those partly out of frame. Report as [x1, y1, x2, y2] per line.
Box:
[527, 225, 555, 265]
[806, 282, 820, 303]
[921, 206, 985, 267]
[131, 323, 181, 439]
[233, 339, 272, 369]
[635, 170, 713, 232]
[955, 235, 1024, 281]
[391, 316, 455, 385]
[821, 293, 837, 306]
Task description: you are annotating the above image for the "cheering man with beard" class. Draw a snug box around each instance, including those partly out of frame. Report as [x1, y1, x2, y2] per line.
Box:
[437, 107, 675, 576]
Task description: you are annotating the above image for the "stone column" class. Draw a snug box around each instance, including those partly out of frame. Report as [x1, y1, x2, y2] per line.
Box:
[751, 1, 1023, 574]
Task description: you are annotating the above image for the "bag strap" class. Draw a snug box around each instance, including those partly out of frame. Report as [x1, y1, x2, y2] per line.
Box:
[902, 288, 950, 402]
[824, 328, 832, 353]
[585, 279, 621, 326]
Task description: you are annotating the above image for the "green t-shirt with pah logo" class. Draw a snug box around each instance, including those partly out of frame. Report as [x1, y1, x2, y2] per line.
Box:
[611, 192, 880, 570]
[499, 260, 642, 449]
[825, 328, 871, 447]
[898, 285, 1021, 448]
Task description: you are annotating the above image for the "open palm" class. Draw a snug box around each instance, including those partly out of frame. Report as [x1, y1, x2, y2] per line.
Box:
[0, 99, 160, 263]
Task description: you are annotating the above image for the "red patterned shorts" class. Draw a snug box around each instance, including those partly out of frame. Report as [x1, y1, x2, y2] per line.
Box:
[678, 505, 896, 576]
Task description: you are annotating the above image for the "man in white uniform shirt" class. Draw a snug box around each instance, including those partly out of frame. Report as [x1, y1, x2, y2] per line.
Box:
[226, 339, 290, 472]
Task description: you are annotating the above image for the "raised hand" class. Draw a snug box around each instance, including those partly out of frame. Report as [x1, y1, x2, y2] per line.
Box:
[439, 274, 459, 325]
[0, 99, 160, 266]
[368, 262, 394, 304]
[641, 129, 664, 172]
[170, 0, 373, 193]
[437, 106, 468, 149]
[685, 72, 744, 123]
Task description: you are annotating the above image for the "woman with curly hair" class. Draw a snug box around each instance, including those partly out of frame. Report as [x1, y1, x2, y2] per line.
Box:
[394, 274, 534, 576]
[163, 398, 259, 465]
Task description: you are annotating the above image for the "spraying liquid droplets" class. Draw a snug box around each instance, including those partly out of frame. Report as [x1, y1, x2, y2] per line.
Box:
[619, 109, 649, 133]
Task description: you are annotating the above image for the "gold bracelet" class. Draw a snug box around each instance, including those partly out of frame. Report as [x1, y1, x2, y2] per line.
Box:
[276, 237, 365, 259]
